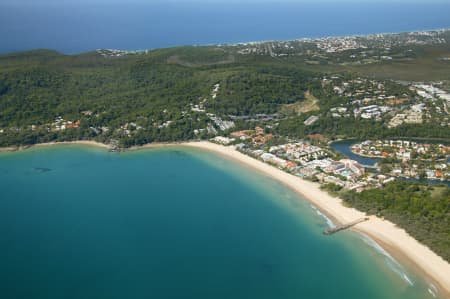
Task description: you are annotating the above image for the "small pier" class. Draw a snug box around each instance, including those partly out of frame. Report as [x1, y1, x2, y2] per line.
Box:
[323, 217, 369, 235]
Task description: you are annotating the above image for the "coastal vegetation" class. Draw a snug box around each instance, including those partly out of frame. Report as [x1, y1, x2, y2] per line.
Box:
[1, 30, 450, 148]
[321, 180, 450, 262]
[341, 181, 450, 262]
[1, 30, 450, 265]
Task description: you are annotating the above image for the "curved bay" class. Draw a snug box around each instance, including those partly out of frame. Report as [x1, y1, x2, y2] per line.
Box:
[0, 145, 437, 299]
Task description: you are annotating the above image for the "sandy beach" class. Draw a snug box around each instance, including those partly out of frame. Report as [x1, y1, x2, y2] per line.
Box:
[0, 140, 186, 153]
[0, 140, 111, 152]
[182, 141, 450, 298]
[1, 140, 449, 297]
[35, 140, 112, 149]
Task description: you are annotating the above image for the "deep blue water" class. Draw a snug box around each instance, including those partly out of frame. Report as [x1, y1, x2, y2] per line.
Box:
[1, 1, 450, 54]
[0, 145, 439, 298]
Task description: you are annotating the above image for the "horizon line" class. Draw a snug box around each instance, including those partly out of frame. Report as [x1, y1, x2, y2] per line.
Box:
[3, 26, 448, 56]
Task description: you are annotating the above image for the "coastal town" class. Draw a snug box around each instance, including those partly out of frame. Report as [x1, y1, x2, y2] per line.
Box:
[2, 1, 450, 298]
[352, 140, 450, 181]
[211, 125, 449, 192]
[233, 29, 449, 64]
[319, 76, 450, 128]
[1, 75, 449, 190]
[2, 28, 450, 147]
[1, 20, 450, 299]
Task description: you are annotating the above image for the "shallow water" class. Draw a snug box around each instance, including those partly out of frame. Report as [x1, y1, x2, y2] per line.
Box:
[0, 145, 439, 298]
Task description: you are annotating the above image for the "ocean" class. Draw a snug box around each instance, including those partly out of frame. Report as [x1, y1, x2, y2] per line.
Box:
[1, 1, 450, 54]
[0, 145, 439, 298]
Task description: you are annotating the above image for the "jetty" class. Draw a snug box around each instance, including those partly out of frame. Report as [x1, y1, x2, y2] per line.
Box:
[323, 217, 369, 235]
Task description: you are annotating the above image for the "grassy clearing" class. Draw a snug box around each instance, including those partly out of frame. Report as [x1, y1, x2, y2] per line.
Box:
[281, 91, 320, 115]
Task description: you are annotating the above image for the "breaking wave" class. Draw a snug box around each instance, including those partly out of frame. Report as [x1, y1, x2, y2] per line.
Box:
[428, 283, 438, 298]
[359, 233, 414, 286]
[310, 204, 336, 228]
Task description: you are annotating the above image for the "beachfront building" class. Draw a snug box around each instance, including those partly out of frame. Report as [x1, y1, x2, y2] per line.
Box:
[269, 142, 327, 162]
[211, 136, 235, 145]
[326, 159, 365, 181]
[260, 153, 288, 168]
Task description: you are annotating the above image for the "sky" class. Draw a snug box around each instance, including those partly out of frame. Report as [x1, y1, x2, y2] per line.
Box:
[1, 0, 450, 7]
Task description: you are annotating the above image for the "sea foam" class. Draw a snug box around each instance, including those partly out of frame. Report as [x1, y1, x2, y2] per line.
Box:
[428, 283, 438, 298]
[310, 204, 336, 228]
[359, 233, 414, 286]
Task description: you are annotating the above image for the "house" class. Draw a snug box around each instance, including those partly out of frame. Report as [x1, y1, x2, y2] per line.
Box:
[252, 134, 273, 145]
[309, 134, 326, 141]
[435, 170, 444, 178]
[304, 115, 319, 126]
[231, 130, 252, 139]
[426, 170, 436, 179]
[260, 153, 287, 168]
[286, 161, 297, 169]
[255, 126, 265, 135]
[211, 136, 235, 145]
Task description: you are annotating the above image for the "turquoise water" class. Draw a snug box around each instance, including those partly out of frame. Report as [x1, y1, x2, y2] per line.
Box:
[0, 145, 440, 298]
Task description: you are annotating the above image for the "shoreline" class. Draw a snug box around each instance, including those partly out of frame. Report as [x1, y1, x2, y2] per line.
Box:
[350, 149, 383, 159]
[2, 28, 450, 56]
[0, 140, 111, 152]
[0, 140, 191, 153]
[1, 140, 450, 297]
[182, 142, 450, 299]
